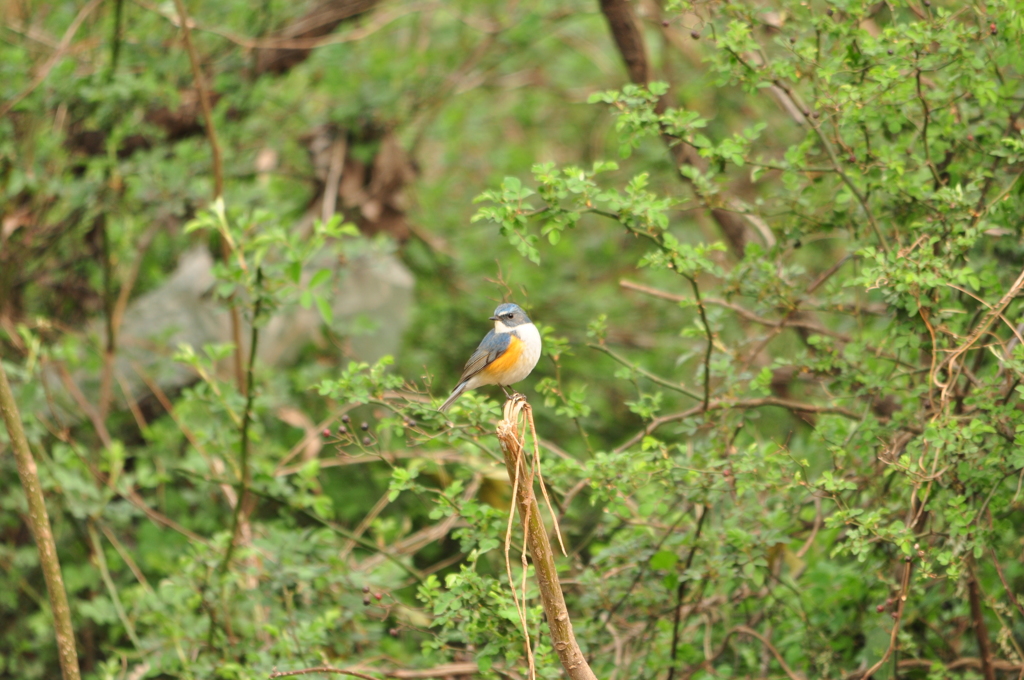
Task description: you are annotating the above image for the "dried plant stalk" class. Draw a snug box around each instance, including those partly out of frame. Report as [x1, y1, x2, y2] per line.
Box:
[496, 396, 597, 680]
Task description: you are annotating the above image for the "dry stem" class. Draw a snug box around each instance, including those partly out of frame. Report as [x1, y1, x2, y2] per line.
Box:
[496, 395, 597, 680]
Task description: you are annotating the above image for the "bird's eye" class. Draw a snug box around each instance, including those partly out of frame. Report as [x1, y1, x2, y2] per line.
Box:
[505, 313, 514, 319]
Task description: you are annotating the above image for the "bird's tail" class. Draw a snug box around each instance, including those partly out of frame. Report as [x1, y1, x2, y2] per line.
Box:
[438, 381, 469, 413]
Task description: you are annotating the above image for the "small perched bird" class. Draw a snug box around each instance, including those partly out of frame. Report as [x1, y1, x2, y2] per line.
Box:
[438, 302, 542, 412]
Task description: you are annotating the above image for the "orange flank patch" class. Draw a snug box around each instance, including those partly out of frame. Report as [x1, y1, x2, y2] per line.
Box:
[481, 334, 523, 384]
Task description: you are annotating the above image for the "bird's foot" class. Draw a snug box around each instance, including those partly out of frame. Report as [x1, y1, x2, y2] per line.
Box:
[499, 385, 524, 401]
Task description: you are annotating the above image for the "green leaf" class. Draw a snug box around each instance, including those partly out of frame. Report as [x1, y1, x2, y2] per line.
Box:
[650, 550, 678, 570]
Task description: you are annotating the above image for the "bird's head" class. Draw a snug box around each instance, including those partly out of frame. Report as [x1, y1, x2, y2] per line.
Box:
[490, 303, 532, 331]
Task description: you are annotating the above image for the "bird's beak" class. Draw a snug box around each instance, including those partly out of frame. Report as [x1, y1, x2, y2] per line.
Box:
[489, 315, 499, 321]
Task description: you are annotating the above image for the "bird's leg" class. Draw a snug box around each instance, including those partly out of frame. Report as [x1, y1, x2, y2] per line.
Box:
[500, 384, 513, 399]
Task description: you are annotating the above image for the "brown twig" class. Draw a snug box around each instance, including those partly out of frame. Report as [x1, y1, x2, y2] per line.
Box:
[667, 505, 708, 680]
[990, 547, 1024, 620]
[99, 222, 161, 422]
[614, 397, 862, 453]
[99, 217, 116, 421]
[732, 625, 805, 680]
[937, 264, 1024, 403]
[0, 0, 104, 118]
[355, 478, 481, 575]
[174, 1, 390, 48]
[687, 276, 713, 411]
[621, 279, 852, 342]
[806, 116, 890, 255]
[387, 663, 479, 679]
[171, 0, 246, 393]
[56, 412, 212, 546]
[0, 357, 81, 680]
[87, 521, 142, 651]
[54, 361, 113, 447]
[268, 667, 380, 679]
[496, 396, 598, 680]
[608, 499, 691, 620]
[221, 268, 264, 572]
[172, 0, 224, 198]
[588, 341, 701, 400]
[895, 658, 1024, 673]
[695, 623, 805, 680]
[98, 521, 153, 594]
[967, 558, 997, 680]
[857, 560, 913, 679]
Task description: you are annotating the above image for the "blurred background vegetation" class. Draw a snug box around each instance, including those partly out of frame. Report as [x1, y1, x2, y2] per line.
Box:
[2, 0, 1024, 679]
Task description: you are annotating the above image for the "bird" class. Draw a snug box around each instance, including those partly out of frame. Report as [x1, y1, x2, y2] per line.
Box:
[438, 302, 542, 412]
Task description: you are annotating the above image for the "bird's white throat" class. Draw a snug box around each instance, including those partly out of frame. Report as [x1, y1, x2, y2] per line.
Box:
[493, 320, 540, 347]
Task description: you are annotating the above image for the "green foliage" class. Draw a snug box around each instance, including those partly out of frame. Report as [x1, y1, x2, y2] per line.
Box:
[2, 0, 1024, 679]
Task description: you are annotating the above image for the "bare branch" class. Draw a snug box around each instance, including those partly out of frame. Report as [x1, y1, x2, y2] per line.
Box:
[172, 0, 246, 392]
[967, 559, 996, 680]
[269, 667, 380, 679]
[0, 0, 104, 118]
[615, 397, 863, 452]
[0, 357, 81, 680]
[856, 560, 912, 680]
[990, 547, 1024, 620]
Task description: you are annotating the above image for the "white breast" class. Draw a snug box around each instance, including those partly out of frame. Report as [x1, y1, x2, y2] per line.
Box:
[503, 322, 542, 384]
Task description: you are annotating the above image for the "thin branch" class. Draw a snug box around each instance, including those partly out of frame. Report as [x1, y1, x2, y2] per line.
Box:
[667, 505, 708, 680]
[268, 667, 381, 679]
[990, 547, 1024, 620]
[968, 558, 997, 680]
[938, 263, 1024, 401]
[857, 560, 913, 680]
[54, 412, 212, 546]
[137, 0, 429, 51]
[172, 0, 246, 392]
[615, 397, 863, 453]
[387, 664, 480, 679]
[98, 222, 161, 423]
[894, 658, 1024, 673]
[620, 279, 852, 342]
[915, 66, 942, 186]
[687, 276, 712, 411]
[807, 116, 890, 255]
[173, 0, 224, 199]
[98, 521, 153, 594]
[0, 356, 81, 680]
[99, 216, 116, 420]
[731, 625, 805, 680]
[257, 489, 425, 582]
[221, 267, 263, 572]
[321, 136, 347, 224]
[588, 342, 701, 400]
[87, 521, 142, 651]
[106, 0, 125, 80]
[0, 0, 105, 118]
[760, 75, 890, 255]
[54, 361, 113, 447]
[607, 499, 691, 619]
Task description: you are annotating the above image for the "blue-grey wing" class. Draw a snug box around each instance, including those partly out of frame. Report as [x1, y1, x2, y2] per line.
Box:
[458, 330, 510, 382]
